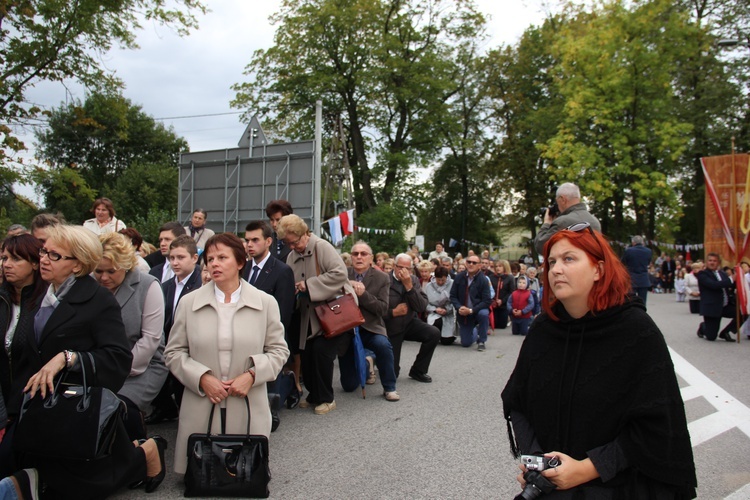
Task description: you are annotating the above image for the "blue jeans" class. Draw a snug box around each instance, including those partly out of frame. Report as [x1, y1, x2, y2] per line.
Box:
[339, 330, 397, 392]
[512, 318, 532, 335]
[458, 308, 490, 347]
[0, 477, 19, 500]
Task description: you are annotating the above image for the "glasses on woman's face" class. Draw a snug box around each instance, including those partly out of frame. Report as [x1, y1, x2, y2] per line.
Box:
[39, 247, 77, 262]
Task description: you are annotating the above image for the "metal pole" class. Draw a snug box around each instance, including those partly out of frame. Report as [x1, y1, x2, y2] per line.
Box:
[732, 137, 741, 344]
[314, 100, 323, 235]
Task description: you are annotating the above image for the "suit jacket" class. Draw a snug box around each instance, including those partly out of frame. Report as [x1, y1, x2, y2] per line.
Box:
[450, 271, 492, 313]
[696, 268, 734, 318]
[164, 281, 289, 473]
[243, 255, 295, 336]
[149, 262, 165, 282]
[622, 244, 653, 289]
[144, 251, 165, 268]
[162, 268, 202, 340]
[32, 275, 132, 392]
[348, 267, 389, 336]
[661, 260, 676, 283]
[384, 271, 428, 336]
[271, 232, 292, 262]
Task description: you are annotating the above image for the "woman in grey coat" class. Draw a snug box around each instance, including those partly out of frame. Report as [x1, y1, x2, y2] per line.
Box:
[424, 267, 456, 345]
[95, 232, 168, 439]
[277, 215, 355, 415]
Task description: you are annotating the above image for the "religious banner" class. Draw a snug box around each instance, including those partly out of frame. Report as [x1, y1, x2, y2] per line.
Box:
[701, 153, 750, 265]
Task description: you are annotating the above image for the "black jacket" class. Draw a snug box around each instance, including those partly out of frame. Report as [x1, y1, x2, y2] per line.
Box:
[162, 268, 202, 340]
[696, 268, 734, 318]
[242, 255, 295, 336]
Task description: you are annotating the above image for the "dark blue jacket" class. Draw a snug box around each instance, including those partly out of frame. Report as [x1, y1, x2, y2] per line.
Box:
[450, 271, 492, 313]
[696, 269, 734, 318]
[621, 244, 653, 289]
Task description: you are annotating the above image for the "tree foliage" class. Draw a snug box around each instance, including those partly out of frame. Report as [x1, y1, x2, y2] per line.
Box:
[232, 0, 486, 217]
[33, 91, 186, 223]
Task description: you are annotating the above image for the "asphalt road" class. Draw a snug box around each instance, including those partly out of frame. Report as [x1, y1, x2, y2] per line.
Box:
[112, 292, 750, 499]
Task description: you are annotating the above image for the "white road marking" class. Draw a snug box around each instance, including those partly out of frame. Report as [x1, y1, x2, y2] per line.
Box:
[670, 347, 750, 446]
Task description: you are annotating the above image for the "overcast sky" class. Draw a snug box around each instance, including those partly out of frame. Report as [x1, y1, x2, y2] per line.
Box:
[19, 0, 550, 200]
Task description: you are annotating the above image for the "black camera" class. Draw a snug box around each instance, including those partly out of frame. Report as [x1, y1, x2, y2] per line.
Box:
[513, 455, 560, 500]
[539, 203, 560, 221]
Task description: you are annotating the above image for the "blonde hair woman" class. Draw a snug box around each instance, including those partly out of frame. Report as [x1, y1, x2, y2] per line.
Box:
[277, 214, 355, 415]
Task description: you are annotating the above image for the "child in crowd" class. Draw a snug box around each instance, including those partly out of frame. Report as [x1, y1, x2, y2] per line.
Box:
[674, 269, 687, 302]
[507, 275, 534, 335]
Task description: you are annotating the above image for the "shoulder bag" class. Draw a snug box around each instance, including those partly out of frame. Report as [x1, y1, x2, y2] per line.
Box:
[311, 245, 364, 338]
[14, 352, 125, 461]
[184, 397, 270, 498]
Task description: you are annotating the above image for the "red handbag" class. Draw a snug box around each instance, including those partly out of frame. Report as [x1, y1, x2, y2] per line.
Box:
[314, 293, 365, 338]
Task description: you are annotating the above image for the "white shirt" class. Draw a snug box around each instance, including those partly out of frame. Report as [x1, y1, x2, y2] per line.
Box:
[161, 262, 175, 283]
[172, 273, 192, 315]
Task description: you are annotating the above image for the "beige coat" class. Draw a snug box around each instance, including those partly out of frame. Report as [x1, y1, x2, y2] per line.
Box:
[165, 281, 289, 474]
[286, 233, 356, 350]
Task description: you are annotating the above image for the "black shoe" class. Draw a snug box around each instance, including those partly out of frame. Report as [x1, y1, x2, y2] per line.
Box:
[271, 408, 280, 432]
[144, 408, 178, 425]
[286, 389, 302, 409]
[697, 325, 704, 338]
[144, 436, 168, 494]
[408, 370, 432, 383]
[719, 331, 734, 342]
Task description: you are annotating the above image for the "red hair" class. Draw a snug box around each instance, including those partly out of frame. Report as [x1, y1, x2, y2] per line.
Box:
[541, 228, 631, 320]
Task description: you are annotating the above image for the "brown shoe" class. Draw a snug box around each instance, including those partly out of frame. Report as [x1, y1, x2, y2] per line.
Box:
[299, 399, 312, 409]
[314, 401, 336, 415]
[384, 391, 400, 402]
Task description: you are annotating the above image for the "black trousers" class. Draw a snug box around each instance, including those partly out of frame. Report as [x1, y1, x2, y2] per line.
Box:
[119, 395, 147, 441]
[493, 306, 510, 329]
[702, 304, 738, 341]
[302, 333, 348, 405]
[388, 317, 439, 377]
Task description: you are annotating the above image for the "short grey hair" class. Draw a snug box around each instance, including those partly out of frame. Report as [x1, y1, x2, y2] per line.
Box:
[556, 183, 581, 200]
[632, 235, 644, 245]
[351, 240, 373, 254]
[395, 253, 413, 267]
[440, 256, 452, 264]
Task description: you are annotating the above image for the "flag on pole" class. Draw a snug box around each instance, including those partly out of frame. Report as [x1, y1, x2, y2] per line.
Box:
[328, 217, 343, 245]
[340, 209, 355, 236]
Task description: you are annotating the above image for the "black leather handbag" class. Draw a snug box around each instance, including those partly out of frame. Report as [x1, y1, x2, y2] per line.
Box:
[14, 352, 125, 461]
[184, 397, 270, 498]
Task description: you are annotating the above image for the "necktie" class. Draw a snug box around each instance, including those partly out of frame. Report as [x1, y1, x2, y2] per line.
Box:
[356, 274, 364, 282]
[250, 265, 260, 285]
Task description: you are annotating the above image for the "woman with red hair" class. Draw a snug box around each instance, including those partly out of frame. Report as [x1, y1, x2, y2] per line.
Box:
[502, 223, 696, 498]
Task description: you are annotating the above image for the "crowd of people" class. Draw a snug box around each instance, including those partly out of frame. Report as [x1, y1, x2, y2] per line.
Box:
[0, 186, 713, 498]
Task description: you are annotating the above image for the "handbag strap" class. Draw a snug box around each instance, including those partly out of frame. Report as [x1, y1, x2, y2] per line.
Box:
[205, 396, 251, 436]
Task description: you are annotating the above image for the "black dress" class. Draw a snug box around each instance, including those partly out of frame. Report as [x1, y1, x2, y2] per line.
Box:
[501, 298, 697, 499]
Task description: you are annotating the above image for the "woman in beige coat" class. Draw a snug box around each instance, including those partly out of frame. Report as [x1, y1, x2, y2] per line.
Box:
[277, 214, 355, 415]
[165, 233, 289, 474]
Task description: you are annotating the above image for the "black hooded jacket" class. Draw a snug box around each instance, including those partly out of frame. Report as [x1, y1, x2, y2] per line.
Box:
[501, 298, 696, 498]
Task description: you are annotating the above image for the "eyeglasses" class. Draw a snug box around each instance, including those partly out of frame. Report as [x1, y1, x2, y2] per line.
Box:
[351, 251, 370, 257]
[466, 260, 480, 265]
[39, 248, 77, 262]
[564, 222, 605, 256]
[285, 236, 302, 247]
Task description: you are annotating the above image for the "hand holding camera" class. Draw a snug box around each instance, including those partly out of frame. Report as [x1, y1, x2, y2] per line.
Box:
[515, 452, 600, 498]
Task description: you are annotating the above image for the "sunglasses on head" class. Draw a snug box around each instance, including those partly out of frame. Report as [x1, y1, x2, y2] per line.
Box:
[564, 221, 606, 257]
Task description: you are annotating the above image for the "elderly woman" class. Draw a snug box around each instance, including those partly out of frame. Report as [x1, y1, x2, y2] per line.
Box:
[95, 232, 168, 441]
[502, 224, 696, 498]
[277, 214, 355, 415]
[375, 252, 389, 271]
[183, 208, 215, 251]
[416, 260, 434, 289]
[0, 235, 46, 476]
[165, 233, 288, 475]
[424, 267, 456, 345]
[684, 261, 702, 314]
[21, 225, 166, 497]
[82, 197, 127, 235]
[490, 259, 515, 330]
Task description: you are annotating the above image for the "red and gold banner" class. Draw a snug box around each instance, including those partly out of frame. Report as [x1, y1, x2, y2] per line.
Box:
[701, 153, 750, 265]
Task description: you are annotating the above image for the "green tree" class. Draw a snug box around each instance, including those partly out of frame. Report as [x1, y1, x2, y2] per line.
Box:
[33, 91, 186, 223]
[542, 0, 698, 240]
[484, 18, 566, 241]
[352, 202, 410, 256]
[232, 0, 485, 212]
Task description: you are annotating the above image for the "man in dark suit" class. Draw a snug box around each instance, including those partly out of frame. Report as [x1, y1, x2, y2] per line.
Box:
[696, 252, 736, 342]
[265, 200, 293, 262]
[146, 235, 201, 424]
[384, 253, 440, 383]
[340, 241, 399, 401]
[622, 235, 653, 306]
[147, 221, 186, 280]
[243, 220, 297, 427]
[661, 254, 676, 293]
[450, 255, 492, 351]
